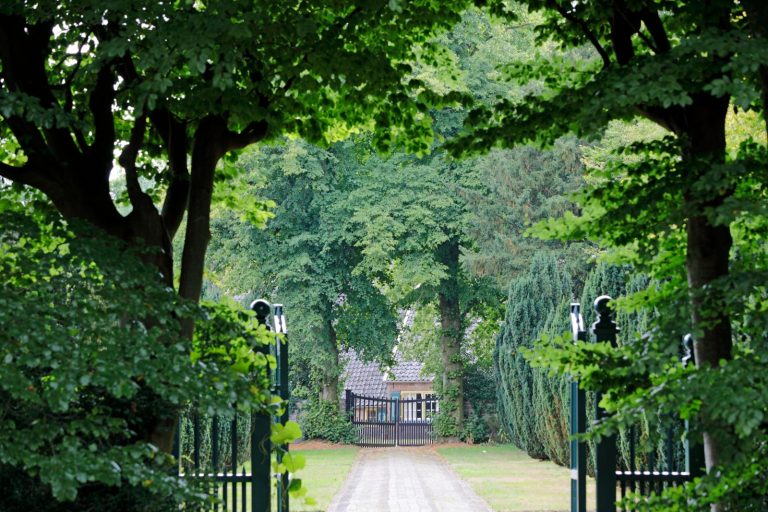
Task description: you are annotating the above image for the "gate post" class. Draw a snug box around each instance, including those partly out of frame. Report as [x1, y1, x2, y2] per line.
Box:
[251, 299, 273, 512]
[274, 304, 290, 512]
[569, 303, 587, 512]
[345, 389, 352, 418]
[592, 296, 618, 512]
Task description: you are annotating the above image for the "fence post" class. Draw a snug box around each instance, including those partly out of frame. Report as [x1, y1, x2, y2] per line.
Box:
[395, 396, 400, 447]
[682, 334, 706, 478]
[345, 389, 353, 419]
[274, 304, 290, 512]
[251, 299, 273, 512]
[570, 303, 587, 512]
[592, 296, 618, 512]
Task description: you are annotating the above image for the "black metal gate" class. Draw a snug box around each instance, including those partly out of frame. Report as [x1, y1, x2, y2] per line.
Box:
[345, 390, 437, 446]
[569, 297, 705, 512]
[174, 300, 290, 512]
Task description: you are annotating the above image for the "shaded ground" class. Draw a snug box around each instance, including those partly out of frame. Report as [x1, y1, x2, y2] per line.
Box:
[327, 447, 493, 512]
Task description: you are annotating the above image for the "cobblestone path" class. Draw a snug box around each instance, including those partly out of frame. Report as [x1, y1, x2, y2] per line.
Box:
[327, 447, 493, 512]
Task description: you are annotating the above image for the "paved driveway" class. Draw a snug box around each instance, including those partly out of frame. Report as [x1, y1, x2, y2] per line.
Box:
[327, 448, 493, 512]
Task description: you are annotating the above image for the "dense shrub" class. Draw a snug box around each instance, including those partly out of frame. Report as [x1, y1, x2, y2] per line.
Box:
[461, 411, 490, 444]
[298, 399, 355, 444]
[178, 409, 253, 472]
[495, 253, 572, 459]
[0, 202, 285, 510]
[462, 362, 497, 442]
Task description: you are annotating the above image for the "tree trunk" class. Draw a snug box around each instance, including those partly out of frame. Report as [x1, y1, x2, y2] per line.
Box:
[682, 96, 733, 484]
[437, 239, 464, 430]
[320, 323, 340, 405]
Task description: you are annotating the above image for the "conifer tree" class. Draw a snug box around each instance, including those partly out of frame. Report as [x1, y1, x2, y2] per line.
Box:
[495, 252, 572, 456]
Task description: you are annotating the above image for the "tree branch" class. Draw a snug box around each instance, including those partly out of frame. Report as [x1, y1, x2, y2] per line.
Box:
[610, 3, 640, 65]
[88, 63, 117, 180]
[223, 120, 269, 152]
[547, 0, 611, 69]
[149, 108, 190, 240]
[118, 114, 151, 212]
[640, 9, 670, 54]
[0, 162, 51, 189]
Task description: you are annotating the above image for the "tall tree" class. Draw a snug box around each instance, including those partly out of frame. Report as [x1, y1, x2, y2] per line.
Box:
[206, 139, 399, 405]
[0, 0, 469, 452]
[339, 127, 497, 432]
[462, 137, 587, 289]
[453, 0, 768, 484]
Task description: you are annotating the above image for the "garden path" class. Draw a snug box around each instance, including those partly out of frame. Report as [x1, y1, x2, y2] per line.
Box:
[326, 447, 493, 512]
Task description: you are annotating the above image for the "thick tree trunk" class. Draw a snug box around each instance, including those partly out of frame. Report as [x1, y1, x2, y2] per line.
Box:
[320, 323, 340, 405]
[437, 239, 464, 429]
[682, 96, 733, 485]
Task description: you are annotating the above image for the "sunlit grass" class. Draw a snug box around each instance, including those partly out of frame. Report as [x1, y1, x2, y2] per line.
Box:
[437, 444, 595, 512]
[211, 446, 359, 512]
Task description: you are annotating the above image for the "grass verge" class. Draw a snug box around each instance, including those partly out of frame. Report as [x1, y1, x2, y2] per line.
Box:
[286, 446, 359, 511]
[436, 444, 595, 512]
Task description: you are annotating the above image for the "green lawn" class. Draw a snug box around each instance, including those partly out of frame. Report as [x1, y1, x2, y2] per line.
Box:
[286, 447, 359, 511]
[214, 446, 358, 512]
[437, 444, 595, 512]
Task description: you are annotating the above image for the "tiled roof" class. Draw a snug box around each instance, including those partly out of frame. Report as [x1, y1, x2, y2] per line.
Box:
[341, 350, 388, 398]
[341, 349, 433, 398]
[387, 353, 433, 382]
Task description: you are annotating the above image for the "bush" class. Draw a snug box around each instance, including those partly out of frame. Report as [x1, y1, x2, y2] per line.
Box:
[432, 411, 457, 438]
[179, 409, 253, 472]
[298, 399, 355, 444]
[0, 201, 283, 510]
[461, 411, 490, 444]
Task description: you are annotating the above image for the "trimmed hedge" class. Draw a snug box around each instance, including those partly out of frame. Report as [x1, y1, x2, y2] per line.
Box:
[179, 409, 253, 472]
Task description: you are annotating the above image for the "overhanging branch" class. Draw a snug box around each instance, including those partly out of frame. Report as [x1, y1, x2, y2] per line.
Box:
[548, 0, 611, 69]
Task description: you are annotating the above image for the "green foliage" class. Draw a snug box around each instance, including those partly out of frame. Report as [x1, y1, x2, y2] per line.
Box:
[462, 136, 588, 289]
[207, 139, 400, 403]
[460, 411, 490, 444]
[495, 252, 573, 459]
[178, 410, 252, 473]
[453, 1, 768, 507]
[0, 198, 277, 508]
[298, 399, 355, 445]
[433, 409, 461, 439]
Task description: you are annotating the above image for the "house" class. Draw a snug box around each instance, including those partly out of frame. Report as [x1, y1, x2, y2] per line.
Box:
[341, 349, 437, 422]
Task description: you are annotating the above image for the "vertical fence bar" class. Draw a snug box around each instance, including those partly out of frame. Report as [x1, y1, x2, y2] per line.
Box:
[212, 415, 220, 512]
[569, 303, 587, 512]
[251, 299, 273, 512]
[395, 397, 400, 446]
[193, 410, 201, 473]
[241, 465, 247, 512]
[274, 304, 290, 512]
[592, 296, 618, 512]
[232, 416, 238, 512]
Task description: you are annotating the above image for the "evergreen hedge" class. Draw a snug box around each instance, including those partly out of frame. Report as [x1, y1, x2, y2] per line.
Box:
[179, 410, 253, 472]
[495, 253, 572, 459]
[496, 260, 685, 472]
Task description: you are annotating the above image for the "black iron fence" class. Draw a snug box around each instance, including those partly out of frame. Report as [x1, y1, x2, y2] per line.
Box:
[174, 300, 290, 512]
[570, 297, 705, 512]
[345, 390, 437, 446]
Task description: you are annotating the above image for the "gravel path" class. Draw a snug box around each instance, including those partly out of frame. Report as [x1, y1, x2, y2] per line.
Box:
[327, 447, 493, 512]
